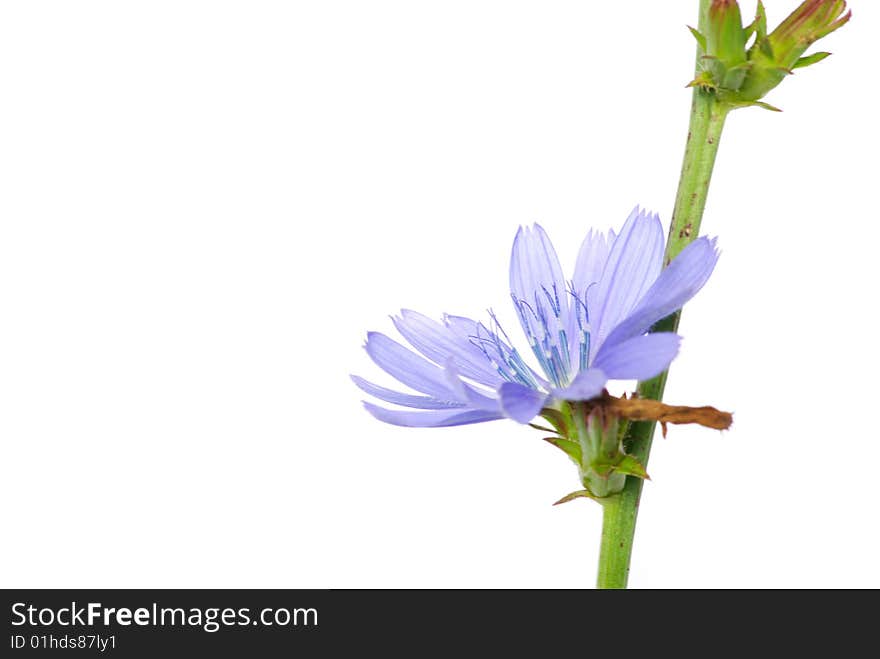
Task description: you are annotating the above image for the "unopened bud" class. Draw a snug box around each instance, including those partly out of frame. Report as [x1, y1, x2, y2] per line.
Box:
[687, 0, 850, 110]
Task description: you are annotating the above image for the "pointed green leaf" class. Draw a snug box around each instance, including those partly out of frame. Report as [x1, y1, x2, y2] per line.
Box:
[552, 489, 605, 506]
[755, 0, 768, 40]
[688, 25, 707, 52]
[793, 51, 831, 69]
[750, 100, 783, 112]
[758, 36, 774, 59]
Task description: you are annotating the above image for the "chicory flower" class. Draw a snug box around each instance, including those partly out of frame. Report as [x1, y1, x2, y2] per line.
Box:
[353, 207, 719, 429]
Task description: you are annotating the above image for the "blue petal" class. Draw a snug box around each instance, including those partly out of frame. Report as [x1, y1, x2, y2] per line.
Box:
[592, 333, 681, 381]
[602, 237, 719, 351]
[392, 310, 503, 387]
[589, 208, 664, 359]
[364, 332, 457, 399]
[350, 375, 464, 410]
[443, 360, 502, 413]
[568, 228, 614, 368]
[443, 314, 486, 342]
[552, 368, 607, 402]
[510, 225, 568, 311]
[362, 402, 504, 428]
[498, 382, 548, 424]
[509, 224, 572, 386]
[571, 228, 614, 300]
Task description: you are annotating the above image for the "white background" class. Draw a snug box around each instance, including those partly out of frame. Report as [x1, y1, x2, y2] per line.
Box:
[1, 1, 877, 588]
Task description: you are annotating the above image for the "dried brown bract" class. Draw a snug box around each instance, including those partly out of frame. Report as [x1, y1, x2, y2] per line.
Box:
[587, 392, 732, 433]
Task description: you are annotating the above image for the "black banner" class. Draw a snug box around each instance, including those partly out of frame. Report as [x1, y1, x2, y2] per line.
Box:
[1, 589, 872, 655]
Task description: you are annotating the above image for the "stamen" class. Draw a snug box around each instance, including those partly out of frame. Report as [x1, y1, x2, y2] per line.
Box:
[567, 284, 593, 372]
[468, 314, 540, 390]
[540, 283, 561, 316]
[511, 291, 572, 388]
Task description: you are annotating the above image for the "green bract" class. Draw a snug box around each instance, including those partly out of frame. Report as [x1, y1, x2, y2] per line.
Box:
[689, 0, 850, 110]
[545, 402, 649, 503]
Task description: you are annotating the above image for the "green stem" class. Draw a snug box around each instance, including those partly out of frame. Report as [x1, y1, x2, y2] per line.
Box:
[596, 494, 633, 589]
[595, 0, 729, 589]
[665, 97, 729, 264]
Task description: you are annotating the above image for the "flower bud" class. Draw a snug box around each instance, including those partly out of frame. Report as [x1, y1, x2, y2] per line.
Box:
[576, 407, 626, 498]
[738, 0, 850, 103]
[688, 0, 850, 110]
[707, 0, 749, 66]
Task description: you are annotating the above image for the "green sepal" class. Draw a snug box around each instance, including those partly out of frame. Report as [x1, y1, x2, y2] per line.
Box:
[539, 408, 569, 437]
[721, 62, 752, 91]
[612, 455, 651, 480]
[793, 51, 832, 69]
[686, 71, 716, 90]
[542, 436, 582, 465]
[814, 11, 851, 41]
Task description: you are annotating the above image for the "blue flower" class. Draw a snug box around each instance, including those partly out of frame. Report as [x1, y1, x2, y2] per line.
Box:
[353, 207, 719, 428]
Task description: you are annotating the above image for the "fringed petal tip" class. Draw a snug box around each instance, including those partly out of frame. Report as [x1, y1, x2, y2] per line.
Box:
[350, 374, 465, 410]
[509, 222, 571, 387]
[390, 309, 505, 387]
[363, 331, 461, 399]
[589, 206, 665, 356]
[600, 235, 720, 351]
